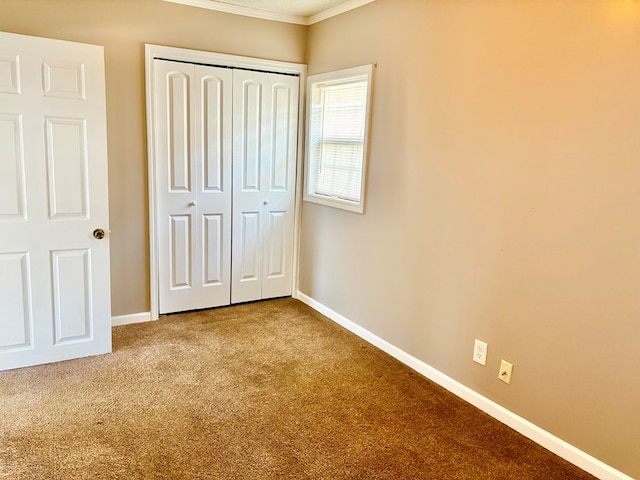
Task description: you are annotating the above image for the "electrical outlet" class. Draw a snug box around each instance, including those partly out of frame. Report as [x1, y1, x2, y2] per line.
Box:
[473, 339, 488, 366]
[499, 360, 513, 384]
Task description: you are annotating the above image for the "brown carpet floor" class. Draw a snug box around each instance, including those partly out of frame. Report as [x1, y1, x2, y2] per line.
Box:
[0, 298, 595, 479]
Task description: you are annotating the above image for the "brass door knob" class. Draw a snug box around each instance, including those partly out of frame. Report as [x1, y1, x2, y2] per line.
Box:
[93, 228, 106, 240]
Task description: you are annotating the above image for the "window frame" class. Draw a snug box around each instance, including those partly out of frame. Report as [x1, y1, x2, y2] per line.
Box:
[303, 64, 374, 214]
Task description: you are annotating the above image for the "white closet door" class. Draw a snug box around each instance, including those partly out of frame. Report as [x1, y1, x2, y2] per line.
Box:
[231, 70, 299, 304]
[155, 60, 232, 314]
[0, 32, 111, 371]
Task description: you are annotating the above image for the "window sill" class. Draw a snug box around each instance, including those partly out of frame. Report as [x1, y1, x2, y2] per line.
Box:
[303, 194, 364, 214]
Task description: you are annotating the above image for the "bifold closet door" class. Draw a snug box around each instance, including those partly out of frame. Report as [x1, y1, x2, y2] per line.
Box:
[155, 59, 299, 313]
[231, 70, 299, 304]
[155, 60, 233, 314]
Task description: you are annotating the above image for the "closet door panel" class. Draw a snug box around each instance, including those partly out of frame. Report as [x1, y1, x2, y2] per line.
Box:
[261, 77, 298, 300]
[232, 70, 298, 303]
[156, 60, 196, 313]
[231, 72, 264, 303]
[195, 65, 233, 307]
[156, 60, 232, 314]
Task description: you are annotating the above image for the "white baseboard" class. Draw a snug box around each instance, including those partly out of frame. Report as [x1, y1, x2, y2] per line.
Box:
[296, 291, 633, 480]
[111, 311, 152, 327]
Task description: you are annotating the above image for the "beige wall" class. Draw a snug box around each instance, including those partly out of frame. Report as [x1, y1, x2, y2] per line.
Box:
[0, 0, 307, 316]
[301, 0, 640, 477]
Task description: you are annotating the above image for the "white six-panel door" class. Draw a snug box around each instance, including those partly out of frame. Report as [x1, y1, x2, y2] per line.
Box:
[155, 60, 233, 314]
[154, 58, 298, 313]
[0, 32, 111, 371]
[231, 70, 299, 304]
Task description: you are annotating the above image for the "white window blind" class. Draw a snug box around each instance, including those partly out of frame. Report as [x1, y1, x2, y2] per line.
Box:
[305, 65, 373, 213]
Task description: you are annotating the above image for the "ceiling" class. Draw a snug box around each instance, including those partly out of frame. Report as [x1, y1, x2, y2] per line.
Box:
[162, 0, 375, 24]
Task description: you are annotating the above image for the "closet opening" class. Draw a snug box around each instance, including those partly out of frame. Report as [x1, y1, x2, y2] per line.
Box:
[145, 45, 307, 319]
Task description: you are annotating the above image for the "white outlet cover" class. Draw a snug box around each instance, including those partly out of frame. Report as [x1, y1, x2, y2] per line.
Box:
[473, 339, 488, 366]
[499, 359, 513, 384]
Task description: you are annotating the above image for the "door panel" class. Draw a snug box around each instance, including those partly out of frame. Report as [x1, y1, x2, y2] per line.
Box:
[203, 214, 223, 285]
[0, 113, 26, 219]
[262, 208, 292, 300]
[167, 72, 191, 192]
[271, 85, 292, 191]
[0, 55, 20, 93]
[265, 210, 286, 278]
[232, 70, 298, 304]
[241, 81, 262, 192]
[156, 60, 232, 313]
[0, 31, 111, 371]
[0, 252, 32, 350]
[169, 214, 192, 289]
[51, 249, 92, 343]
[42, 60, 86, 99]
[45, 117, 89, 218]
[239, 211, 260, 283]
[201, 76, 225, 192]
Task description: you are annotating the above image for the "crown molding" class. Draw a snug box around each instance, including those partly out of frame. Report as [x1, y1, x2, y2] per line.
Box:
[308, 0, 376, 24]
[162, 0, 308, 24]
[161, 0, 375, 25]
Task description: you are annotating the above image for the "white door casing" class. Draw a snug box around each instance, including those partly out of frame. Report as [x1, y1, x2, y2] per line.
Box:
[231, 69, 299, 304]
[0, 32, 111, 371]
[155, 60, 233, 314]
[147, 46, 305, 317]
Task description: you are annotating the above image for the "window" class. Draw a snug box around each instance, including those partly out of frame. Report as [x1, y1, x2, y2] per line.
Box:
[304, 65, 374, 213]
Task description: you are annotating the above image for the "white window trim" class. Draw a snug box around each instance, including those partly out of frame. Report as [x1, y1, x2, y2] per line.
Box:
[304, 64, 374, 214]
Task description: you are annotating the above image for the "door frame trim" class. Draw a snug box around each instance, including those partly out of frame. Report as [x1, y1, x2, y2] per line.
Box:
[144, 44, 307, 320]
